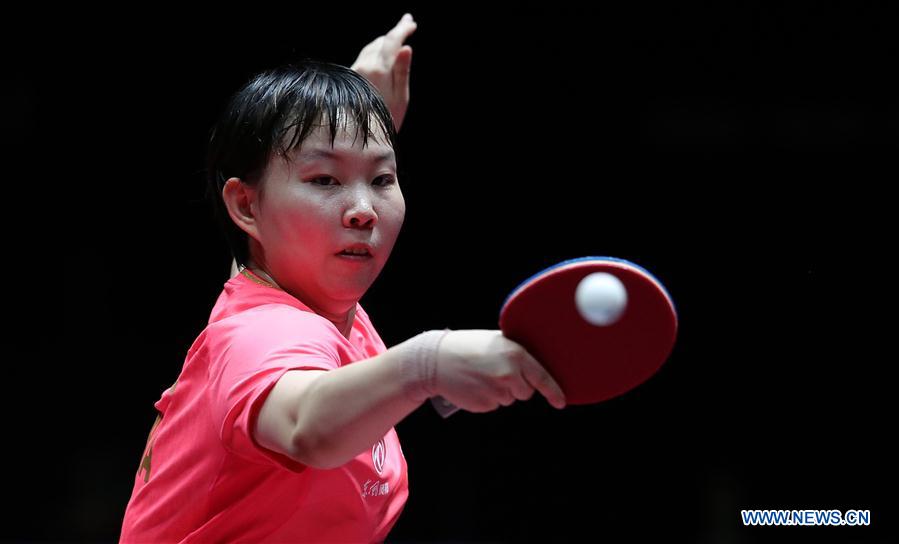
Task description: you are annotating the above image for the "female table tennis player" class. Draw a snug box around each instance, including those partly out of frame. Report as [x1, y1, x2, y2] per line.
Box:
[119, 14, 566, 543]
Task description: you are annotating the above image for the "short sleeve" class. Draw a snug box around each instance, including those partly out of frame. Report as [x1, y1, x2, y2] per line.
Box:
[206, 304, 342, 472]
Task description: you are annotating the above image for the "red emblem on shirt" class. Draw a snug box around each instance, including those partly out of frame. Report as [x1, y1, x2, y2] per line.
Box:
[372, 438, 387, 475]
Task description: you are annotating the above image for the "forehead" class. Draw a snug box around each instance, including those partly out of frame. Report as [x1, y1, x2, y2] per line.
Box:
[287, 117, 395, 163]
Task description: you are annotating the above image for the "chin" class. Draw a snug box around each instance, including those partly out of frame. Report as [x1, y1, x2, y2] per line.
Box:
[328, 283, 372, 302]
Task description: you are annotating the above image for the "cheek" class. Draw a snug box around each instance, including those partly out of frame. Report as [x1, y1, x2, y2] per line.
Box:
[384, 194, 407, 232]
[267, 197, 330, 245]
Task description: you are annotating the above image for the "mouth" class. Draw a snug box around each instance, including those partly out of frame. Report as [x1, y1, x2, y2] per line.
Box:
[336, 244, 374, 259]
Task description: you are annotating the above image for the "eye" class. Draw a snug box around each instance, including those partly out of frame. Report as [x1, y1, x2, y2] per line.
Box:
[310, 176, 338, 186]
[374, 175, 396, 187]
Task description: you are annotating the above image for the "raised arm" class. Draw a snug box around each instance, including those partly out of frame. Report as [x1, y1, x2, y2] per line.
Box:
[351, 13, 418, 131]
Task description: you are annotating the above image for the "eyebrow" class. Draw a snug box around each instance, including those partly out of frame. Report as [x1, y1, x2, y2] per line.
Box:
[295, 149, 396, 164]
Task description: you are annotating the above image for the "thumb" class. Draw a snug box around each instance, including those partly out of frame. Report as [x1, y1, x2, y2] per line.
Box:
[394, 45, 413, 78]
[391, 46, 413, 130]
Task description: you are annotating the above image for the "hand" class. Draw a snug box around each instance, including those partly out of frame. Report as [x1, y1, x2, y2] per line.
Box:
[351, 13, 418, 131]
[433, 330, 567, 413]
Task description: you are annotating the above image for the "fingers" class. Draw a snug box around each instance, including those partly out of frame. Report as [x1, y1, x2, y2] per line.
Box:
[498, 389, 516, 407]
[390, 46, 412, 128]
[507, 376, 535, 402]
[382, 13, 418, 60]
[518, 351, 567, 410]
[349, 14, 417, 131]
[394, 45, 413, 77]
[350, 12, 416, 73]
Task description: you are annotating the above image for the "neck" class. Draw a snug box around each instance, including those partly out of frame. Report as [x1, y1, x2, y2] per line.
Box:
[242, 263, 357, 340]
[333, 304, 357, 339]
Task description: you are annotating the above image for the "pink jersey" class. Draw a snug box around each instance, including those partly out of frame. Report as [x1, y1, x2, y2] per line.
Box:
[120, 271, 409, 543]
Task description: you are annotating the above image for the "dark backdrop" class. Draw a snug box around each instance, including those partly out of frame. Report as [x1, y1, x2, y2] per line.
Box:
[7, 3, 897, 543]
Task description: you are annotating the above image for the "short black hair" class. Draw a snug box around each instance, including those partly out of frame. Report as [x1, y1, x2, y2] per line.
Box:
[206, 60, 398, 268]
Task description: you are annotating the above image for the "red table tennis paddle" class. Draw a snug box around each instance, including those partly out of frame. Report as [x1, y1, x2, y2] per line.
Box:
[431, 257, 678, 417]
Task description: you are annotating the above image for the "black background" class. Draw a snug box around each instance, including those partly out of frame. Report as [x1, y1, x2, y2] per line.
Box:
[6, 3, 897, 543]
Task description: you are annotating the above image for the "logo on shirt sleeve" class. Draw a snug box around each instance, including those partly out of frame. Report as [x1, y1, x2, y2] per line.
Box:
[372, 437, 387, 475]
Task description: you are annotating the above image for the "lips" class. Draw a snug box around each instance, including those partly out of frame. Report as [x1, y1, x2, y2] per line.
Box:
[337, 243, 373, 257]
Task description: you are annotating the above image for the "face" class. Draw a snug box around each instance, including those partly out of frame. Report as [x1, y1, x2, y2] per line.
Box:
[240, 118, 405, 317]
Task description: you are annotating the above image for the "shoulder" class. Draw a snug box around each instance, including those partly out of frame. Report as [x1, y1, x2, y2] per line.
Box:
[206, 304, 344, 366]
[217, 303, 336, 337]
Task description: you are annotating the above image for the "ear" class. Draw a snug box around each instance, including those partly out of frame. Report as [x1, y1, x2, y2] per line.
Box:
[222, 177, 262, 242]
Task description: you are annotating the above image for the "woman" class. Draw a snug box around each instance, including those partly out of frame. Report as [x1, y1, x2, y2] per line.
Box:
[120, 14, 565, 543]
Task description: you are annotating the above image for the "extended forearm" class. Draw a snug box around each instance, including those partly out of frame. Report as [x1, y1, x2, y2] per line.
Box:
[297, 330, 448, 468]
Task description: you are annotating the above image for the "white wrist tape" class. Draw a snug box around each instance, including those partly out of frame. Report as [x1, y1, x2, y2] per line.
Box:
[398, 329, 452, 403]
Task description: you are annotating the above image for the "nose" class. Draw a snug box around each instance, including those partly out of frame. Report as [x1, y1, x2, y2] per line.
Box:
[343, 187, 377, 229]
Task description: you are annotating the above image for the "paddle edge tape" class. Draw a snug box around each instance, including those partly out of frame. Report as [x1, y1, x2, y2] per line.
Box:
[499, 256, 678, 323]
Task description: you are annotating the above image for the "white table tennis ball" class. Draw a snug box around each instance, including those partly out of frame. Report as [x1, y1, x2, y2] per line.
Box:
[575, 272, 628, 326]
